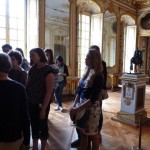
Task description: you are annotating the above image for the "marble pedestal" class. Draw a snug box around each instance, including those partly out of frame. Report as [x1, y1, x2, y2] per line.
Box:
[112, 73, 148, 126]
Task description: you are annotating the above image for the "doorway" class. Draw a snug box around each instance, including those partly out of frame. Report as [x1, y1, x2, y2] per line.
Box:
[140, 37, 150, 83]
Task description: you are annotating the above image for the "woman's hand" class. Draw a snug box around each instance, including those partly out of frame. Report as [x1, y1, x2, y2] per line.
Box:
[20, 143, 30, 150]
[40, 108, 46, 119]
[69, 107, 78, 115]
[69, 107, 78, 121]
[58, 72, 66, 76]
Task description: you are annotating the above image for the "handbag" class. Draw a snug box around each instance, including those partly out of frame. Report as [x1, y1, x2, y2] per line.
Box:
[69, 102, 86, 122]
[101, 89, 109, 100]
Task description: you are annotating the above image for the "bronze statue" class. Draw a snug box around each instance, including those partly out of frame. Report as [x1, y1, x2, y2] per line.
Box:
[130, 48, 143, 73]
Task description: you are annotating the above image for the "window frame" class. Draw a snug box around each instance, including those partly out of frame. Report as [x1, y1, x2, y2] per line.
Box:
[0, 0, 27, 53]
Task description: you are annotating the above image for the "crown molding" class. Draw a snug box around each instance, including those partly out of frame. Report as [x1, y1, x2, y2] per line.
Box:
[138, 7, 150, 13]
[45, 19, 69, 27]
[111, 0, 136, 12]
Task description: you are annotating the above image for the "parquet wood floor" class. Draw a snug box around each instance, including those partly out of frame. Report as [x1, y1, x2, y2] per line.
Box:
[32, 85, 150, 150]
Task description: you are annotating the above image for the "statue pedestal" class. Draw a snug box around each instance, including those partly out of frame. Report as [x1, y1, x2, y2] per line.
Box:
[112, 73, 148, 126]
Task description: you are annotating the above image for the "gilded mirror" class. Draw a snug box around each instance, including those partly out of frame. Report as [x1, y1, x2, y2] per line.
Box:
[45, 0, 70, 65]
[102, 10, 117, 67]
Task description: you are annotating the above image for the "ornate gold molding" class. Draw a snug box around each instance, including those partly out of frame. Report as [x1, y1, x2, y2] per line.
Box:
[123, 83, 135, 106]
[138, 11, 150, 36]
[69, 0, 140, 75]
[69, 0, 77, 76]
[116, 110, 147, 125]
[132, 0, 150, 8]
[77, 0, 100, 13]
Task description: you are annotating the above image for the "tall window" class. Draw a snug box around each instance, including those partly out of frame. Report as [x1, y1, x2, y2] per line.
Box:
[0, 0, 26, 50]
[77, 13, 103, 77]
[77, 14, 90, 77]
[123, 25, 136, 73]
[27, 0, 39, 59]
[90, 14, 103, 51]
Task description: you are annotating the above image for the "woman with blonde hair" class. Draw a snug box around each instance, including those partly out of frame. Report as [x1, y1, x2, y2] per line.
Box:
[70, 50, 104, 150]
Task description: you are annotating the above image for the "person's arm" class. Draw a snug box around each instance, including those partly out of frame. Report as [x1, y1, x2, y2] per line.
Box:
[20, 87, 30, 146]
[88, 75, 103, 104]
[60, 65, 69, 76]
[65, 65, 69, 76]
[72, 94, 80, 107]
[102, 61, 107, 89]
[25, 67, 32, 89]
[70, 99, 92, 115]
[72, 84, 82, 107]
[40, 73, 54, 119]
[20, 71, 27, 86]
[70, 75, 103, 115]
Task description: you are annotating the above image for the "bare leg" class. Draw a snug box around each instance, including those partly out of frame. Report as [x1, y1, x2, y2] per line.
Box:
[80, 131, 88, 150]
[32, 139, 38, 150]
[90, 134, 99, 150]
[41, 140, 47, 150]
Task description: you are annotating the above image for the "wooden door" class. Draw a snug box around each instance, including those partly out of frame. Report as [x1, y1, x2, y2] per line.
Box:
[140, 37, 150, 81]
[147, 37, 150, 76]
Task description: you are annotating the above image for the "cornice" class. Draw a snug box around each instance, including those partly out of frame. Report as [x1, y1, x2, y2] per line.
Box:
[138, 7, 150, 13]
[45, 19, 69, 28]
[111, 0, 136, 12]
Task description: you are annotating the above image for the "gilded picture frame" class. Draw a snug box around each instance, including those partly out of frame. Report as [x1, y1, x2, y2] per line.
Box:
[123, 83, 135, 106]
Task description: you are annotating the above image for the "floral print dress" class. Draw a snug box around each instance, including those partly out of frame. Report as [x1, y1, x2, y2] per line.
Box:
[74, 74, 104, 135]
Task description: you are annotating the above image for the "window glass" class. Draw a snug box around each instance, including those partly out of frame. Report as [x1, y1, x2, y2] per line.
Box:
[0, 16, 6, 27]
[0, 0, 25, 52]
[10, 40, 17, 48]
[0, 1, 6, 16]
[9, 18, 17, 29]
[0, 28, 6, 39]
[10, 29, 17, 40]
[18, 30, 24, 41]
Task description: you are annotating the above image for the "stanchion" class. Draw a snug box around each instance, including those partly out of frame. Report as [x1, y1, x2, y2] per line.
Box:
[132, 113, 143, 150]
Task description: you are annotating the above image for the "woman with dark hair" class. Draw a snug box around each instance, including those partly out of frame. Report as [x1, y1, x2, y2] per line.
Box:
[16, 47, 30, 71]
[0, 53, 30, 150]
[89, 45, 107, 141]
[45, 49, 59, 92]
[54, 55, 69, 111]
[69, 50, 104, 150]
[26, 48, 54, 150]
[8, 50, 27, 86]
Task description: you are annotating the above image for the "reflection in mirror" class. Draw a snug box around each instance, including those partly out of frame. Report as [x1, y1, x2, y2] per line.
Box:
[102, 10, 117, 67]
[45, 0, 69, 65]
[121, 15, 136, 73]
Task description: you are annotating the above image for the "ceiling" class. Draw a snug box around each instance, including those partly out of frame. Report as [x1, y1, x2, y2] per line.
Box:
[45, 0, 150, 22]
[45, 0, 70, 22]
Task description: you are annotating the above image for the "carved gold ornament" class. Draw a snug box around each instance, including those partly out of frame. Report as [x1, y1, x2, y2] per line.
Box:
[123, 83, 135, 106]
[132, 0, 150, 6]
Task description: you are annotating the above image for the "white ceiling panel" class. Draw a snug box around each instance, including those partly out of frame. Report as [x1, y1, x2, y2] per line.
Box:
[46, 0, 70, 20]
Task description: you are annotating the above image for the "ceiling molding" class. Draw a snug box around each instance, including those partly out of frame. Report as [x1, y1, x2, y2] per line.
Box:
[77, 0, 101, 14]
[45, 19, 69, 27]
[138, 7, 150, 13]
[111, 0, 136, 12]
